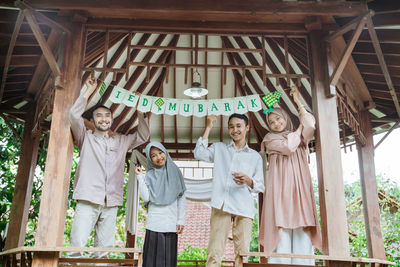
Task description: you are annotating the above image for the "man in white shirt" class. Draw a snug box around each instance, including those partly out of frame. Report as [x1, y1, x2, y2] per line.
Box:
[194, 113, 265, 267]
[69, 77, 150, 258]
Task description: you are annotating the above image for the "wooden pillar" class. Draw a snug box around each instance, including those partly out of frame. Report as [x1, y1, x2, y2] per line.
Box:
[32, 23, 84, 267]
[125, 232, 136, 259]
[5, 104, 41, 250]
[356, 110, 386, 259]
[309, 30, 349, 256]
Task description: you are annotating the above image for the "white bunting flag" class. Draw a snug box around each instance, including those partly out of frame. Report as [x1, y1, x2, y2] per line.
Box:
[122, 92, 139, 107]
[221, 98, 235, 116]
[246, 95, 262, 112]
[164, 98, 180, 116]
[151, 97, 167, 114]
[233, 97, 248, 114]
[179, 100, 194, 117]
[207, 99, 223, 115]
[137, 95, 153, 113]
[106, 87, 264, 116]
[109, 86, 128, 104]
[193, 100, 208, 117]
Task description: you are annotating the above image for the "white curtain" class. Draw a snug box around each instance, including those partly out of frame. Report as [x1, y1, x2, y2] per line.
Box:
[126, 150, 147, 235]
[183, 177, 213, 202]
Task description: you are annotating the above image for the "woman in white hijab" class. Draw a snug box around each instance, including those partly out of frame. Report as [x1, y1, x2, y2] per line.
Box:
[134, 141, 186, 267]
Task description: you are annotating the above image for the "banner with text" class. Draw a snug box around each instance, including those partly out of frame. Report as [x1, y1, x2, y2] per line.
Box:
[108, 86, 263, 116]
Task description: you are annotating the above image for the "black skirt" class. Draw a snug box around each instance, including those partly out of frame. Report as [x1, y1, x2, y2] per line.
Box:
[142, 229, 178, 267]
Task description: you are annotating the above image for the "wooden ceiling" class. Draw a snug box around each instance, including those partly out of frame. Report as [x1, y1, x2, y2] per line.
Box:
[0, 0, 399, 158]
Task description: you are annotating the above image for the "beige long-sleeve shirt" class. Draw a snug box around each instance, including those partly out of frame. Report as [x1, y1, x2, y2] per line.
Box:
[69, 96, 150, 207]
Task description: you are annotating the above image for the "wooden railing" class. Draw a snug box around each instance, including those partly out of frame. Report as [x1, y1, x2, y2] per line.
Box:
[238, 252, 395, 267]
[0, 246, 142, 267]
[2, 247, 394, 267]
[0, 246, 235, 267]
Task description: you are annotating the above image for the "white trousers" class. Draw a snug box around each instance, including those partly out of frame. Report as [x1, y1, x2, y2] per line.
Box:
[268, 228, 314, 266]
[69, 200, 118, 258]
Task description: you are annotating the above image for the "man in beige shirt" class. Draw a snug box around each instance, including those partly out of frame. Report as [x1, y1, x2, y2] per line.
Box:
[68, 77, 150, 257]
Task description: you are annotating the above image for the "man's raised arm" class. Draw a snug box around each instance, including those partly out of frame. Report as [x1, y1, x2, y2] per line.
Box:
[69, 76, 97, 147]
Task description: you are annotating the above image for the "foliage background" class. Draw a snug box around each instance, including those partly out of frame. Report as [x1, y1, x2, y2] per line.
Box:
[0, 117, 399, 265]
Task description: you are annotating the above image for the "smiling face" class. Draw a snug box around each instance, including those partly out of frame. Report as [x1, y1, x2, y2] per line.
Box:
[150, 147, 167, 167]
[228, 117, 249, 143]
[268, 113, 287, 133]
[92, 107, 113, 133]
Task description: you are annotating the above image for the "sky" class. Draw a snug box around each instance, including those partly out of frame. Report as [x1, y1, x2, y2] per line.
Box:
[309, 128, 400, 185]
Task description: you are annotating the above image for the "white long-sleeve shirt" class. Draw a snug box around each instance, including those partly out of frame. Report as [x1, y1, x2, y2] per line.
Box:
[194, 137, 265, 219]
[69, 96, 150, 207]
[137, 174, 186, 233]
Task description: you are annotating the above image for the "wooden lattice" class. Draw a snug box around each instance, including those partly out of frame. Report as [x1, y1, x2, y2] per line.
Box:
[336, 90, 367, 146]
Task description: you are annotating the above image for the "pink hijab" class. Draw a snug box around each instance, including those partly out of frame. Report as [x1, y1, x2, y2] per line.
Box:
[261, 107, 294, 152]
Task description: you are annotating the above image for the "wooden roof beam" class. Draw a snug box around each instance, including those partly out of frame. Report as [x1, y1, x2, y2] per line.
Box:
[352, 54, 400, 67]
[86, 34, 151, 104]
[15, 0, 71, 34]
[374, 121, 400, 150]
[228, 36, 298, 125]
[371, 117, 400, 123]
[0, 10, 24, 104]
[124, 68, 170, 135]
[353, 43, 400, 57]
[366, 16, 400, 118]
[85, 33, 126, 67]
[329, 14, 368, 91]
[325, 11, 370, 43]
[263, 37, 312, 107]
[27, 0, 367, 17]
[110, 34, 169, 128]
[344, 29, 400, 44]
[86, 19, 311, 34]
[0, 105, 27, 115]
[271, 37, 309, 74]
[27, 29, 61, 95]
[23, 9, 61, 79]
[122, 45, 178, 135]
[222, 37, 272, 140]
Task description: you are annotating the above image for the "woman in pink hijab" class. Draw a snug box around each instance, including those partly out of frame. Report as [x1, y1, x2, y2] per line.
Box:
[259, 86, 323, 265]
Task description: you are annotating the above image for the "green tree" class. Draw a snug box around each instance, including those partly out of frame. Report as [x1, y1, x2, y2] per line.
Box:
[177, 245, 207, 265]
[0, 117, 48, 249]
[345, 177, 400, 266]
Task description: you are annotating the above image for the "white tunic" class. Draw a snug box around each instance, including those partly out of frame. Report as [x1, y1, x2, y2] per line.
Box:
[137, 174, 186, 233]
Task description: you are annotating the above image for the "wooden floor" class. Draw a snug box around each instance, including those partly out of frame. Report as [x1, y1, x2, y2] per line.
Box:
[0, 247, 395, 267]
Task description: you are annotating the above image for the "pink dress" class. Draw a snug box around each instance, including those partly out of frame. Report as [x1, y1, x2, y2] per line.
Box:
[259, 111, 323, 253]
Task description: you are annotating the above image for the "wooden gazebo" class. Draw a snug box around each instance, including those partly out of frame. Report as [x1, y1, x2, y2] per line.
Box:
[0, 0, 399, 266]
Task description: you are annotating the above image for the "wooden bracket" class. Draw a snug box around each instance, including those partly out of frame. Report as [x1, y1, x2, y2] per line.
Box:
[325, 11, 371, 43]
[329, 14, 368, 93]
[15, 0, 71, 35]
[23, 9, 62, 78]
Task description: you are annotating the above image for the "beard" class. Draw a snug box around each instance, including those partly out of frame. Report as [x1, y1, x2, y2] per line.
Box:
[94, 121, 111, 132]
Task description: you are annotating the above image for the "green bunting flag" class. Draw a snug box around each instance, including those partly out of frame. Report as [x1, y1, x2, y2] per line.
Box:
[99, 82, 106, 96]
[261, 91, 282, 114]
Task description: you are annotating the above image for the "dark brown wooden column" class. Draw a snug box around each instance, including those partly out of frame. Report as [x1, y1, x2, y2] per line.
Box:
[356, 110, 386, 259]
[309, 30, 349, 256]
[5, 104, 41, 250]
[32, 23, 84, 267]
